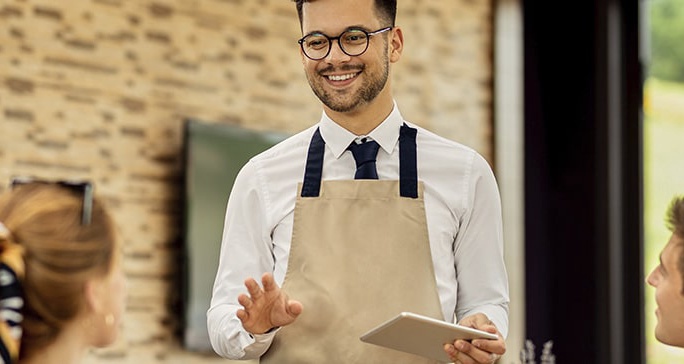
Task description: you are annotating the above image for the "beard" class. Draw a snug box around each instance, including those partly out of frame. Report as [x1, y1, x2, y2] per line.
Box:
[306, 52, 390, 113]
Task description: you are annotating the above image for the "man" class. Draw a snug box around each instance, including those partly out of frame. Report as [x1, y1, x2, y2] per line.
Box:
[207, 0, 509, 363]
[647, 195, 684, 348]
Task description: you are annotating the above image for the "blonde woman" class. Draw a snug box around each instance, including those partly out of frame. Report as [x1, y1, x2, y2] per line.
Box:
[0, 180, 126, 364]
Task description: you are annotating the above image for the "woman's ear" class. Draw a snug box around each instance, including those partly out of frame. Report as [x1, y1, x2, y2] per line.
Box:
[84, 278, 105, 314]
[389, 26, 404, 63]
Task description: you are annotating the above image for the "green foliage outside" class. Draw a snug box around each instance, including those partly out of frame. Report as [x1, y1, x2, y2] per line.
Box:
[649, 0, 684, 82]
[644, 78, 684, 363]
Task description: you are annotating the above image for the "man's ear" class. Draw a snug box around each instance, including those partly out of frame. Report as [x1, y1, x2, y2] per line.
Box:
[389, 26, 404, 63]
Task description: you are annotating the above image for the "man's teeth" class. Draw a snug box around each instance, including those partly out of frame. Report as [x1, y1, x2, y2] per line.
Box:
[328, 73, 356, 81]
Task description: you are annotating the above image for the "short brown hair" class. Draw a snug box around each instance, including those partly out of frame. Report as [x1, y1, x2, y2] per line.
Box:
[665, 195, 684, 293]
[0, 183, 117, 359]
[292, 0, 397, 28]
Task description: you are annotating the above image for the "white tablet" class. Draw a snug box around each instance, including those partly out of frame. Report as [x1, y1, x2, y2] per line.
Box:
[359, 312, 498, 363]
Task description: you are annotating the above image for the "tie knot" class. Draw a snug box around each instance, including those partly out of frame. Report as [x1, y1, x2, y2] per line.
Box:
[348, 140, 380, 179]
[349, 140, 379, 165]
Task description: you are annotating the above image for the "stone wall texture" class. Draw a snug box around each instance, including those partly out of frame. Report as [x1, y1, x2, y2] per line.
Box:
[0, 0, 493, 363]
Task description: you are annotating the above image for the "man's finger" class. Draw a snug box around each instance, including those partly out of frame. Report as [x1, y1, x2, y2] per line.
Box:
[472, 338, 506, 356]
[244, 277, 263, 299]
[286, 300, 303, 317]
[454, 340, 494, 364]
[261, 273, 277, 292]
[452, 350, 477, 364]
[236, 309, 248, 322]
[237, 293, 252, 308]
[444, 343, 459, 362]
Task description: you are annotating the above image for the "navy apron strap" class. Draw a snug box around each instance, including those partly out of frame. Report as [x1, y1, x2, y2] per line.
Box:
[301, 128, 325, 197]
[399, 123, 418, 198]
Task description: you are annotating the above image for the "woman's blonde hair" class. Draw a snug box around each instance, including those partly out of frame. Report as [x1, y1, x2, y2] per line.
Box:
[0, 182, 117, 360]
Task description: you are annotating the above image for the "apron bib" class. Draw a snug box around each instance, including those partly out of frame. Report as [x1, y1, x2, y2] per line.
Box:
[262, 125, 443, 363]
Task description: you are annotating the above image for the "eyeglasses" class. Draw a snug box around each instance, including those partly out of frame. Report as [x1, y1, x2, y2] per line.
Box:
[298, 26, 393, 60]
[10, 177, 94, 225]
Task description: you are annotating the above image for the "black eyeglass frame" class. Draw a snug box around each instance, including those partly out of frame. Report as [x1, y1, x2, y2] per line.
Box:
[297, 26, 393, 60]
[10, 177, 94, 226]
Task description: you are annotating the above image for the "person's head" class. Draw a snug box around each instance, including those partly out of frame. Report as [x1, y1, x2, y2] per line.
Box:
[292, 0, 403, 116]
[292, 0, 397, 28]
[0, 180, 126, 362]
[647, 195, 684, 347]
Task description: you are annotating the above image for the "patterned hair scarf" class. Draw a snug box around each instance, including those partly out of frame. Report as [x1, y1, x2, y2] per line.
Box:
[0, 222, 24, 364]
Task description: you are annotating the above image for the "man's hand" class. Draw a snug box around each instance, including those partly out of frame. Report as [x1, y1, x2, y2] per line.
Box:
[443, 313, 506, 364]
[236, 273, 303, 335]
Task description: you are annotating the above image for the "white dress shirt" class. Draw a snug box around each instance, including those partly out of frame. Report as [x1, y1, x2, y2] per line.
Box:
[207, 104, 510, 359]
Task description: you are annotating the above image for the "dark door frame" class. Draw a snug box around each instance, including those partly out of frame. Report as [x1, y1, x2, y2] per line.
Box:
[523, 0, 644, 362]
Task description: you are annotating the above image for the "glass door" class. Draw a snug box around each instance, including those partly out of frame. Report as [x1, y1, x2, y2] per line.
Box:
[643, 0, 684, 362]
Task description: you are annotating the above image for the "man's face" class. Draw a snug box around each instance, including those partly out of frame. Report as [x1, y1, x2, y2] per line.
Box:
[647, 233, 684, 347]
[299, 0, 397, 114]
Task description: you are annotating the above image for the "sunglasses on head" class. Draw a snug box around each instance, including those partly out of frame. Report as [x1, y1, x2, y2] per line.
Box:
[10, 177, 94, 225]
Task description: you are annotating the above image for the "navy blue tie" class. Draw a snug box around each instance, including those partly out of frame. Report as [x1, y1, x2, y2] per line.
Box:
[348, 139, 380, 179]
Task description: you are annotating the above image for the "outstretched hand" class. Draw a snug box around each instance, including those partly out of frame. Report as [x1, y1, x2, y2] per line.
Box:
[443, 313, 506, 364]
[236, 273, 303, 335]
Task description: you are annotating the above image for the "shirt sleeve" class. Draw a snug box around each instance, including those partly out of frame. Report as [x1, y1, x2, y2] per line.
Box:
[453, 153, 510, 337]
[206, 159, 277, 359]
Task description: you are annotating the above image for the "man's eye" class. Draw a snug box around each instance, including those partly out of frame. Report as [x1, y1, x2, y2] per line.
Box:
[306, 38, 328, 49]
[343, 33, 367, 44]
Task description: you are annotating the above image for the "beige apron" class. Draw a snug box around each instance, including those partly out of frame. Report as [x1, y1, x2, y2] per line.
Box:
[262, 125, 444, 363]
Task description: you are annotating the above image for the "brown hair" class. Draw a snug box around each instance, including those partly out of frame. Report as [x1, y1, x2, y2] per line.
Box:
[0, 183, 117, 359]
[291, 0, 397, 28]
[665, 195, 684, 293]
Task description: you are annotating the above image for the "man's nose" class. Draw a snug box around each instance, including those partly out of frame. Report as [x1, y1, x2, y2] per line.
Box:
[325, 40, 351, 63]
[646, 269, 657, 286]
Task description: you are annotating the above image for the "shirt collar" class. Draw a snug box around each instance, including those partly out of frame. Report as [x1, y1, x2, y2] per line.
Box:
[318, 102, 404, 159]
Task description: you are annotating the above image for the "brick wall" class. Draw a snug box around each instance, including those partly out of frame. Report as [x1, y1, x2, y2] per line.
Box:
[0, 0, 493, 363]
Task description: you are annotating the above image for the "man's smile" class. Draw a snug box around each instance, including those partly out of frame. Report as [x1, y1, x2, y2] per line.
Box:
[326, 72, 359, 81]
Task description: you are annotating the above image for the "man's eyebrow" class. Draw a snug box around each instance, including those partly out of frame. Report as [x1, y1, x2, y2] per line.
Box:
[345, 24, 371, 31]
[303, 25, 371, 37]
[302, 29, 324, 37]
